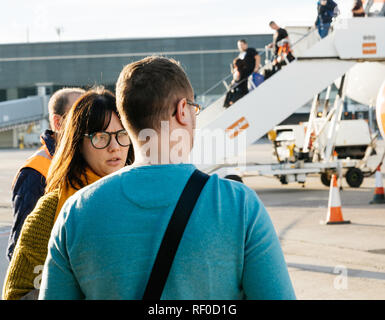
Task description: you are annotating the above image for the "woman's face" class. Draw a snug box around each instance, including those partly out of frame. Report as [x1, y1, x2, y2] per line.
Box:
[81, 112, 129, 177]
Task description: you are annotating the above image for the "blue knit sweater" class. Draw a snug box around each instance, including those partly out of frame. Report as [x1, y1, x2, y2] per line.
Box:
[39, 164, 296, 300]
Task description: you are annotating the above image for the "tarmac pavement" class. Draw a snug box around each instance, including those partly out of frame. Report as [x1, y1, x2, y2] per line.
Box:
[246, 174, 385, 300]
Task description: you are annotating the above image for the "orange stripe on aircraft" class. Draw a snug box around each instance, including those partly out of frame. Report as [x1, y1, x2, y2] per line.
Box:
[363, 49, 377, 54]
[362, 42, 377, 55]
[226, 117, 249, 139]
[362, 42, 376, 48]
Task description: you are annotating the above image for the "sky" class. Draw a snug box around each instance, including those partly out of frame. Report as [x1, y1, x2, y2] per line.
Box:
[0, 0, 355, 44]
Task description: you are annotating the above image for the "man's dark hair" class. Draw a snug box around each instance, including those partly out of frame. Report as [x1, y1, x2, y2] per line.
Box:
[238, 39, 247, 44]
[269, 21, 276, 26]
[115, 56, 193, 135]
[48, 87, 85, 116]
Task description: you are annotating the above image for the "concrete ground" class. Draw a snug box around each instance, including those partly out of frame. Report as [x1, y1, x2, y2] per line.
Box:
[0, 142, 384, 300]
[0, 148, 34, 294]
[244, 140, 385, 300]
[245, 174, 385, 300]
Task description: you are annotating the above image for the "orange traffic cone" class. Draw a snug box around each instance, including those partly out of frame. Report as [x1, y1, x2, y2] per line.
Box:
[369, 165, 385, 204]
[322, 174, 350, 225]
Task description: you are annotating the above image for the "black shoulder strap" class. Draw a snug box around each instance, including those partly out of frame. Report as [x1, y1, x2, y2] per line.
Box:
[142, 169, 210, 300]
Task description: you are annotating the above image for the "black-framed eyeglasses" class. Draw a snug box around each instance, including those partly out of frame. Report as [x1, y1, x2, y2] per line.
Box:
[84, 129, 131, 149]
[172, 99, 202, 117]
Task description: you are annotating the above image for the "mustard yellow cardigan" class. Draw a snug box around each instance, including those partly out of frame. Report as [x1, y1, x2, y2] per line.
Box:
[2, 190, 58, 300]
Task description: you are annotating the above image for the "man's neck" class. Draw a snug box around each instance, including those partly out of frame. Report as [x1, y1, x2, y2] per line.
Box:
[132, 138, 191, 167]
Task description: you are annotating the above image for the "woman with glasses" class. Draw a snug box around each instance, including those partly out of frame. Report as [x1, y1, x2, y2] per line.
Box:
[2, 87, 133, 300]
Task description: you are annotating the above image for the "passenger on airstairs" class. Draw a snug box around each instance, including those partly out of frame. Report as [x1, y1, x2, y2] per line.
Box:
[352, 0, 366, 17]
[223, 58, 248, 108]
[223, 40, 264, 108]
[315, 0, 339, 38]
[236, 39, 264, 90]
[236, 39, 260, 78]
[266, 21, 295, 73]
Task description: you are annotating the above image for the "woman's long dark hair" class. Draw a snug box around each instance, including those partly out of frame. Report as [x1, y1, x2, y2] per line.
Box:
[46, 87, 134, 193]
[233, 58, 246, 72]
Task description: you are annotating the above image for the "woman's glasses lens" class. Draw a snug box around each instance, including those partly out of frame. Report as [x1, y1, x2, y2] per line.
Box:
[92, 132, 110, 149]
[116, 130, 131, 146]
[90, 130, 130, 149]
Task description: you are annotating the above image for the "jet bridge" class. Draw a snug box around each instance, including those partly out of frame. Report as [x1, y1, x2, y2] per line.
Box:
[0, 96, 48, 133]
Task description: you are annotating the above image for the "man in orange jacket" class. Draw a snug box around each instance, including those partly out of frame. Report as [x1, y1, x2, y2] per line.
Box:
[6, 87, 84, 261]
[268, 21, 295, 69]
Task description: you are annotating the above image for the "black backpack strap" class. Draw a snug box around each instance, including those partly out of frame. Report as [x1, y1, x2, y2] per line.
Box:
[142, 169, 210, 300]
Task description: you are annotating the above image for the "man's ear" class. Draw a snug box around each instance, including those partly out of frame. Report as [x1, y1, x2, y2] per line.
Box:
[175, 98, 189, 126]
[52, 114, 63, 132]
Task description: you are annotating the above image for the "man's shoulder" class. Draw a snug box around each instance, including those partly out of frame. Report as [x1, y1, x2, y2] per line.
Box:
[17, 166, 44, 179]
[75, 169, 123, 199]
[212, 174, 259, 202]
[277, 28, 288, 39]
[13, 167, 45, 193]
[247, 47, 258, 55]
[208, 175, 264, 220]
[69, 168, 134, 209]
[58, 172, 123, 223]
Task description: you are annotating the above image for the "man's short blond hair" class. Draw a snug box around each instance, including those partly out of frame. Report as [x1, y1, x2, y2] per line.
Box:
[115, 56, 193, 135]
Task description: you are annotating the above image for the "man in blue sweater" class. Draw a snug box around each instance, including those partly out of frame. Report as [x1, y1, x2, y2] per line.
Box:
[39, 57, 296, 300]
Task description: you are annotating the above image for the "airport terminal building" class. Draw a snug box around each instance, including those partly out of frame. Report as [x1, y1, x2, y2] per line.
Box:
[0, 34, 272, 101]
[0, 33, 274, 147]
[0, 32, 371, 148]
